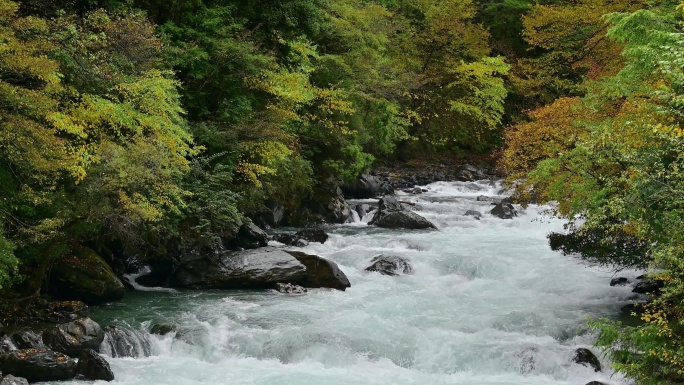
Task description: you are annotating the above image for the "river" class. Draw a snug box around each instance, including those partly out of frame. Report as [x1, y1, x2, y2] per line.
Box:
[67, 180, 637, 385]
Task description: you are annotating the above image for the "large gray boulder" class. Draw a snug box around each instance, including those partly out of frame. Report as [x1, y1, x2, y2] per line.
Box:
[342, 173, 394, 199]
[0, 349, 76, 382]
[42, 318, 104, 357]
[284, 251, 351, 291]
[48, 247, 125, 305]
[370, 196, 437, 230]
[170, 247, 307, 289]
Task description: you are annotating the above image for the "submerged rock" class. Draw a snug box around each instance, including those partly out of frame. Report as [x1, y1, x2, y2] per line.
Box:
[42, 317, 104, 357]
[150, 325, 176, 336]
[75, 349, 114, 381]
[284, 250, 351, 291]
[171, 247, 307, 289]
[517, 347, 538, 375]
[365, 255, 414, 276]
[490, 202, 517, 219]
[0, 349, 76, 382]
[48, 247, 125, 305]
[370, 196, 437, 230]
[0, 375, 28, 385]
[573, 348, 602, 372]
[100, 326, 151, 358]
[275, 283, 307, 295]
[610, 277, 630, 286]
[464, 210, 482, 219]
[585, 382, 607, 385]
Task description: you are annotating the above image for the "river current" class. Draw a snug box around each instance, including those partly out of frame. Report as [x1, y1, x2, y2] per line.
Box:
[69, 181, 637, 385]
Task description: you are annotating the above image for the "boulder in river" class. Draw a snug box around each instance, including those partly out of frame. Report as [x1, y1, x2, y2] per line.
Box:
[342, 173, 394, 199]
[284, 250, 351, 291]
[490, 202, 517, 220]
[355, 204, 370, 220]
[275, 283, 307, 295]
[370, 196, 437, 230]
[632, 277, 664, 295]
[100, 326, 151, 358]
[273, 229, 329, 247]
[0, 349, 76, 382]
[573, 348, 602, 372]
[585, 382, 607, 385]
[272, 233, 309, 247]
[0, 375, 28, 385]
[48, 247, 125, 305]
[150, 324, 177, 336]
[229, 222, 269, 249]
[170, 247, 307, 289]
[610, 277, 630, 286]
[365, 255, 414, 276]
[42, 317, 104, 357]
[296, 229, 329, 244]
[75, 349, 114, 381]
[464, 210, 482, 219]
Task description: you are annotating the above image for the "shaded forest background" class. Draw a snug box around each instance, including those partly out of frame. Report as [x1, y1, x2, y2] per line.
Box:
[1, 0, 684, 383]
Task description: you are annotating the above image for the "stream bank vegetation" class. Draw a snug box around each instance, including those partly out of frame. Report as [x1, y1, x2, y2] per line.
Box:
[1, 0, 684, 383]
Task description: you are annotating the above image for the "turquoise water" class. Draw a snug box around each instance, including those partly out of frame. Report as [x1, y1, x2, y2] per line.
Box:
[78, 181, 635, 385]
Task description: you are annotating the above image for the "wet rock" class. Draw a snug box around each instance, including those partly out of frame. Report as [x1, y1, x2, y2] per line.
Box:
[490, 202, 517, 219]
[284, 250, 351, 291]
[610, 277, 630, 286]
[476, 195, 498, 202]
[296, 229, 329, 244]
[585, 382, 607, 385]
[455, 165, 485, 182]
[517, 347, 538, 375]
[275, 283, 307, 295]
[75, 349, 114, 381]
[48, 247, 125, 305]
[3, 329, 45, 351]
[170, 247, 307, 289]
[632, 278, 664, 295]
[272, 233, 309, 247]
[230, 222, 269, 249]
[464, 210, 482, 219]
[0, 375, 29, 385]
[365, 255, 414, 276]
[355, 204, 370, 220]
[573, 348, 602, 372]
[371, 196, 437, 230]
[100, 326, 151, 358]
[150, 324, 176, 336]
[42, 317, 104, 358]
[342, 173, 394, 199]
[0, 349, 76, 382]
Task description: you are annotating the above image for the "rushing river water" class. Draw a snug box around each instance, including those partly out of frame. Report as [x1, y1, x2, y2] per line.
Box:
[69, 181, 638, 385]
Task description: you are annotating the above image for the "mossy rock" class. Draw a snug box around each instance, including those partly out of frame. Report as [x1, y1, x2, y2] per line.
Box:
[48, 248, 125, 305]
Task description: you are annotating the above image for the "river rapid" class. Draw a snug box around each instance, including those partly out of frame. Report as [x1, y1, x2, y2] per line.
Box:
[68, 181, 637, 385]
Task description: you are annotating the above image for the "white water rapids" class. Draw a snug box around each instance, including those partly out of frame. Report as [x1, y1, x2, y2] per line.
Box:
[72, 181, 639, 385]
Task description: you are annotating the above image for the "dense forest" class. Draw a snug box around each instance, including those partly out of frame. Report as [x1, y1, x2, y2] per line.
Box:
[0, 0, 683, 383]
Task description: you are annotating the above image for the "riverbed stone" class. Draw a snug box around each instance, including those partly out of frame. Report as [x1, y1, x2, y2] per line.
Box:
[585, 382, 607, 385]
[610, 277, 630, 286]
[371, 196, 437, 230]
[365, 255, 414, 276]
[275, 283, 307, 295]
[48, 247, 125, 305]
[170, 247, 307, 289]
[42, 317, 104, 358]
[284, 250, 351, 291]
[0, 375, 29, 385]
[464, 210, 482, 219]
[150, 324, 177, 336]
[573, 348, 602, 372]
[0, 349, 76, 382]
[490, 202, 516, 219]
[75, 349, 114, 381]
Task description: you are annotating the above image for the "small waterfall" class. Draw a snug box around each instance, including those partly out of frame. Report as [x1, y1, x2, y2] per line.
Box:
[124, 266, 177, 292]
[100, 325, 152, 358]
